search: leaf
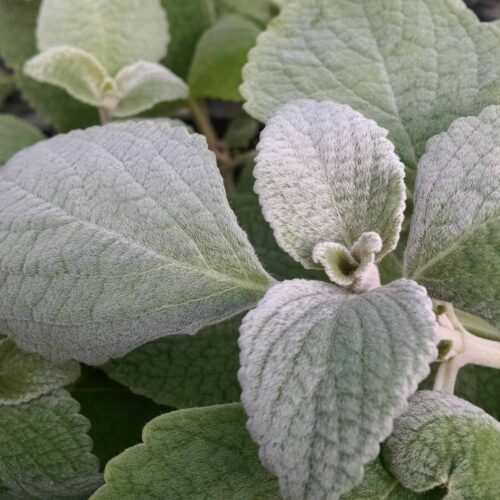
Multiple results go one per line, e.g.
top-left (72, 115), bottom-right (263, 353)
top-left (71, 368), bottom-right (167, 469)
top-left (216, 0), bottom-right (275, 24)
top-left (223, 115), bottom-right (260, 150)
top-left (0, 120), bottom-right (273, 364)
top-left (104, 316), bottom-right (242, 409)
top-left (24, 46), bottom-right (110, 107)
top-left (114, 61), bottom-right (188, 118)
top-left (91, 404), bottom-right (280, 500)
top-left (255, 99), bottom-right (405, 269)
top-left (0, 114), bottom-right (44, 165)
top-left (37, 0), bottom-right (169, 75)
top-left (230, 192), bottom-right (326, 281)
top-left (188, 14), bottom-right (262, 101)
top-left (0, 337), bottom-right (79, 405)
top-left (241, 0), bottom-right (500, 169)
top-left (0, 72), bottom-right (14, 104)
top-left (382, 390), bottom-right (500, 498)
top-left (160, 0), bottom-right (214, 80)
top-left (0, 389), bottom-right (102, 498)
top-left (239, 278), bottom-right (437, 500)
top-left (0, 0), bottom-right (99, 131)
top-left (405, 105), bottom-right (500, 327)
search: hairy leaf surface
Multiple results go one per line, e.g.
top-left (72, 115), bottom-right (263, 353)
top-left (0, 114), bottom-right (44, 165)
top-left (239, 279), bottom-right (436, 499)
top-left (188, 14), bottom-right (261, 101)
top-left (92, 404), bottom-right (279, 499)
top-left (37, 0), bottom-right (169, 75)
top-left (406, 105), bottom-right (500, 327)
top-left (242, 0), bottom-right (500, 168)
top-left (383, 391), bottom-right (500, 498)
top-left (0, 121), bottom-right (273, 364)
top-left (255, 100), bottom-right (405, 268)
top-left (104, 316), bottom-right (242, 409)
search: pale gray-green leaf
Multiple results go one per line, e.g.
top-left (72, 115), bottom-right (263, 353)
top-left (255, 99), bottom-right (405, 268)
top-left (37, 0), bottom-right (169, 75)
top-left (242, 0), bottom-right (500, 169)
top-left (383, 390), bottom-right (500, 498)
top-left (0, 121), bottom-right (273, 364)
top-left (114, 61), bottom-right (188, 118)
top-left (91, 404), bottom-right (279, 500)
top-left (0, 389), bottom-right (102, 498)
top-left (0, 114), bottom-right (44, 165)
top-left (104, 315), bottom-right (242, 409)
top-left (24, 46), bottom-right (110, 107)
top-left (0, 337), bottom-right (79, 405)
top-left (405, 105), bottom-right (500, 327)
top-left (239, 279), bottom-right (437, 500)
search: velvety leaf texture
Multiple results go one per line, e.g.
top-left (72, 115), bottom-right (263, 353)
top-left (36, 0), bottom-right (169, 75)
top-left (0, 114), bottom-right (44, 165)
top-left (239, 279), bottom-right (437, 500)
top-left (188, 14), bottom-right (262, 101)
top-left (104, 316), bottom-right (242, 409)
top-left (92, 404), bottom-right (279, 500)
top-left (383, 391), bottom-right (500, 498)
top-left (255, 99), bottom-right (405, 268)
top-left (405, 105), bottom-right (500, 327)
top-left (0, 389), bottom-right (102, 498)
top-left (0, 337), bottom-right (79, 405)
top-left (242, 0), bottom-right (500, 169)
top-left (0, 121), bottom-right (273, 364)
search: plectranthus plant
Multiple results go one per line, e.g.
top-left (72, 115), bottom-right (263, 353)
top-left (23, 0), bottom-right (189, 122)
top-left (0, 0), bottom-right (499, 499)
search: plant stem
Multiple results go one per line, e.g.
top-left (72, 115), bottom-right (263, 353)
top-left (433, 302), bottom-right (500, 393)
top-left (98, 106), bottom-right (113, 125)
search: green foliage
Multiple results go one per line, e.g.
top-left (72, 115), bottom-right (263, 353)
top-left (406, 105), bottom-right (500, 328)
top-left (0, 114), bottom-right (44, 165)
top-left (188, 14), bottom-right (262, 101)
top-left (242, 0), bottom-right (500, 169)
top-left (383, 391), bottom-right (500, 498)
top-left (239, 279), bottom-right (436, 499)
top-left (0, 121), bottom-right (272, 364)
top-left (91, 404), bottom-right (280, 500)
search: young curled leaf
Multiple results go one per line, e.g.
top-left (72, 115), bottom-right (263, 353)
top-left (0, 121), bottom-right (273, 364)
top-left (255, 99), bottom-right (405, 269)
top-left (383, 391), bottom-right (500, 498)
top-left (239, 278), bottom-right (436, 500)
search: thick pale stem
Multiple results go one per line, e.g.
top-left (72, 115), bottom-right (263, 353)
top-left (433, 303), bottom-right (500, 393)
top-left (98, 106), bottom-right (113, 124)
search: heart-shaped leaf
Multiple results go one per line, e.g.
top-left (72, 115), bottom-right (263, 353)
top-left (0, 114), bottom-right (44, 165)
top-left (92, 404), bottom-right (279, 500)
top-left (0, 121), bottom-right (273, 364)
top-left (405, 105), bottom-right (500, 327)
top-left (242, 0), bottom-right (500, 169)
top-left (239, 279), bottom-right (436, 499)
top-left (255, 99), bottom-right (405, 269)
top-left (37, 0), bottom-right (169, 75)
top-left (383, 390), bottom-right (500, 498)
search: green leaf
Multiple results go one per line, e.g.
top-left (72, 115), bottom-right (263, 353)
top-left (382, 390), bottom-right (500, 498)
top-left (0, 389), bottom-right (102, 498)
top-left (188, 14), bottom-right (261, 101)
top-left (241, 0), bottom-right (500, 169)
top-left (160, 0), bottom-right (213, 79)
top-left (0, 0), bottom-right (99, 131)
top-left (104, 316), bottom-right (242, 408)
top-left (405, 105), bottom-right (500, 327)
top-left (0, 337), bottom-right (79, 405)
top-left (92, 404), bottom-right (279, 500)
top-left (255, 99), bottom-right (405, 269)
top-left (37, 0), bottom-right (169, 75)
top-left (0, 121), bottom-right (273, 364)
top-left (0, 72), bottom-right (14, 104)
top-left (0, 114), bottom-right (44, 165)
top-left (231, 192), bottom-right (326, 281)
top-left (223, 115), bottom-right (260, 150)
top-left (239, 278), bottom-right (436, 500)
top-left (216, 0), bottom-right (275, 24)
top-left (24, 46), bottom-right (110, 107)
top-left (71, 368), bottom-right (167, 469)
top-left (114, 61), bottom-right (188, 118)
